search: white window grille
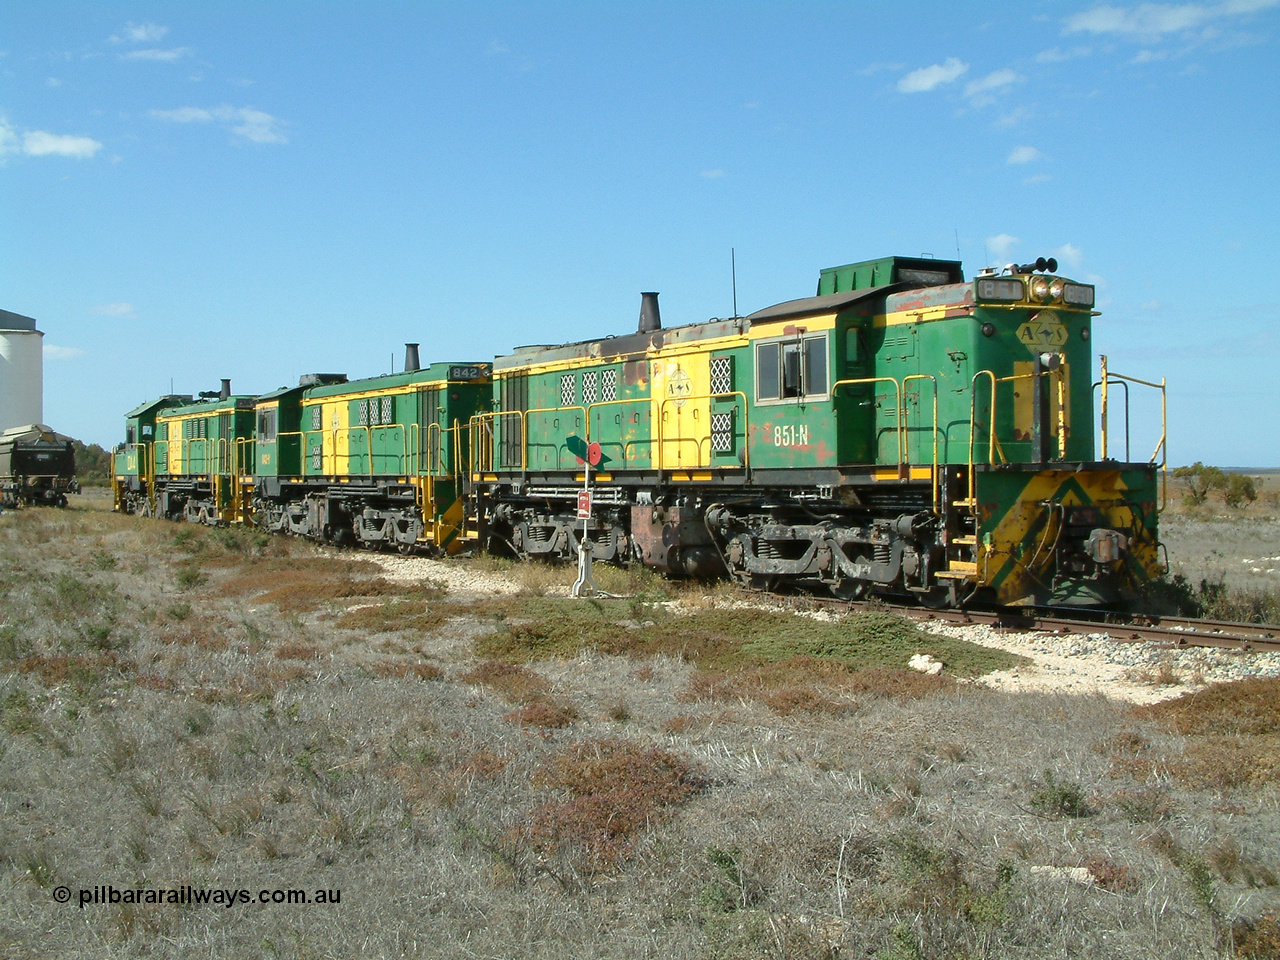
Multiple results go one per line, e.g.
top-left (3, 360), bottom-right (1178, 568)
top-left (582, 371), bottom-right (598, 406)
top-left (560, 374), bottom-right (576, 407)
top-left (602, 369), bottom-right (618, 402)
top-left (711, 411), bottom-right (735, 453)
top-left (710, 356), bottom-right (733, 395)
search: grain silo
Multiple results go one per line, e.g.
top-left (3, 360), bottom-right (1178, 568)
top-left (0, 310), bottom-right (44, 432)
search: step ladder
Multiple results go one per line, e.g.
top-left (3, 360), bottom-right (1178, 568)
top-left (936, 497), bottom-right (979, 581)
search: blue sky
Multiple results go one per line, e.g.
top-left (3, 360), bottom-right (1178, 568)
top-left (3, 1), bottom-right (1278, 465)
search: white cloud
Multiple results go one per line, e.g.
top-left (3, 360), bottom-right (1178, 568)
top-left (149, 105), bottom-right (288, 144)
top-left (1023, 173), bottom-right (1053, 184)
top-left (43, 344), bottom-right (85, 361)
top-left (987, 234), bottom-right (1020, 261)
top-left (0, 120), bottom-right (18, 155)
top-left (701, 169), bottom-right (724, 179)
top-left (1064, 1), bottom-right (1279, 40)
top-left (1132, 48), bottom-right (1172, 61)
top-left (897, 58), bottom-right (969, 93)
top-left (111, 22), bottom-right (169, 44)
top-left (1054, 243), bottom-right (1085, 269)
top-left (1007, 145), bottom-right (1043, 164)
top-left (230, 108), bottom-right (286, 144)
top-left (149, 107), bottom-right (213, 123)
top-left (1037, 45), bottom-right (1093, 61)
top-left (2, 120), bottom-right (102, 159)
top-left (94, 303), bottom-right (136, 317)
top-left (123, 47), bottom-right (193, 62)
top-left (965, 69), bottom-right (1020, 100)
top-left (995, 106), bottom-right (1034, 129)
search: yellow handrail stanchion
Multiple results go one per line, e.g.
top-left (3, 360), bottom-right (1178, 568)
top-left (832, 377), bottom-right (904, 475)
top-left (653, 391), bottom-right (748, 472)
top-left (1097, 359), bottom-right (1168, 511)
top-left (903, 374), bottom-right (939, 512)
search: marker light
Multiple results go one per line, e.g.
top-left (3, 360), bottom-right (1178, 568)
top-left (1063, 283), bottom-right (1095, 307)
top-left (976, 278), bottom-right (1024, 301)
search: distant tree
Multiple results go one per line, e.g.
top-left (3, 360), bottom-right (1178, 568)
top-left (72, 440), bottom-right (113, 485)
top-left (1172, 462), bottom-right (1226, 506)
top-left (1222, 474), bottom-right (1258, 509)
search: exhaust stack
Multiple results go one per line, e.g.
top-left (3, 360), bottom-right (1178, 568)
top-left (638, 292), bottom-right (661, 333)
top-left (404, 343), bottom-right (420, 373)
top-left (220, 379), bottom-right (231, 401)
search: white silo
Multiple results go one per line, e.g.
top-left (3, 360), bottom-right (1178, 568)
top-left (0, 310), bottom-right (44, 432)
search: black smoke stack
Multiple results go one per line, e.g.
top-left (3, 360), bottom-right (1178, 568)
top-left (638, 292), bottom-right (661, 333)
top-left (404, 343), bottom-right (420, 373)
top-left (220, 379), bottom-right (231, 400)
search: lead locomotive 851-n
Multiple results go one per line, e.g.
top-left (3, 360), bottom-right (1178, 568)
top-left (114, 254), bottom-right (1167, 609)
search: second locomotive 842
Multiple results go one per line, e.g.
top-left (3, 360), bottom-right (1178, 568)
top-left (114, 254), bottom-right (1167, 609)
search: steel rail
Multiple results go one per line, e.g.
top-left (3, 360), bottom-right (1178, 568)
top-left (812, 597), bottom-right (1280, 653)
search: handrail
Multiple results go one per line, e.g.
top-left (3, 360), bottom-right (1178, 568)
top-left (411, 421), bottom-right (449, 477)
top-left (1096, 354), bottom-right (1168, 511)
top-left (472, 406), bottom-right (587, 474)
top-left (583, 397), bottom-right (658, 468)
top-left (655, 391), bottom-right (748, 472)
top-left (471, 410), bottom-right (524, 473)
top-left (831, 377), bottom-right (904, 474)
top-left (966, 368), bottom-right (1057, 501)
top-left (902, 374), bottom-right (939, 511)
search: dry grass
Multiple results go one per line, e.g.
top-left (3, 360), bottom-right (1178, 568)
top-left (3, 498), bottom-right (1280, 959)
top-left (215, 560), bottom-right (440, 613)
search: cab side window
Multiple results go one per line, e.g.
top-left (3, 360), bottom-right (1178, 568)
top-left (755, 334), bottom-right (828, 403)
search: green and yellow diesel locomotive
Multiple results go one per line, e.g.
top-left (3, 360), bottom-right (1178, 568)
top-left (114, 253), bottom-right (1167, 608)
top-left (471, 255), bottom-right (1166, 607)
top-left (114, 359), bottom-right (492, 555)
top-left (114, 382), bottom-right (256, 522)
top-left (249, 358), bottom-right (491, 552)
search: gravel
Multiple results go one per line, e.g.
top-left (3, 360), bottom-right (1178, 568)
top-left (368, 552), bottom-right (1280, 705)
top-left (924, 620), bottom-right (1280, 704)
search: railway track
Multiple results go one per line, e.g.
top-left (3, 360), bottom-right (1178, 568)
top-left (832, 600), bottom-right (1280, 653)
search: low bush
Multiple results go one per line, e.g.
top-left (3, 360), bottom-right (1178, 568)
top-left (526, 738), bottom-right (703, 869)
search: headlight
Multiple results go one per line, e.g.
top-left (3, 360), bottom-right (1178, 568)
top-left (976, 278), bottom-right (1024, 301)
top-left (1063, 283), bottom-right (1094, 307)
top-left (1031, 278), bottom-right (1050, 300)
top-left (1049, 279), bottom-right (1064, 300)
